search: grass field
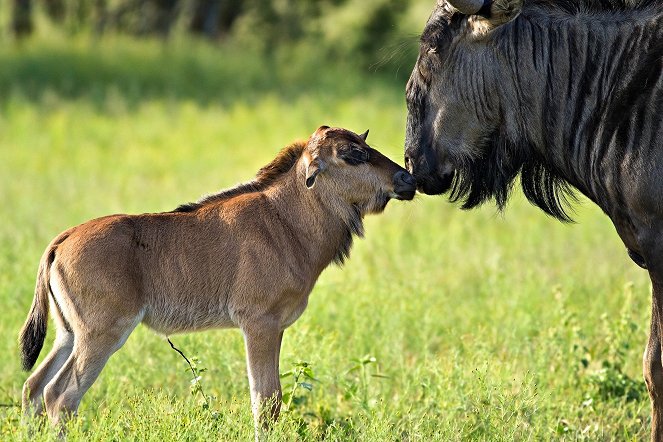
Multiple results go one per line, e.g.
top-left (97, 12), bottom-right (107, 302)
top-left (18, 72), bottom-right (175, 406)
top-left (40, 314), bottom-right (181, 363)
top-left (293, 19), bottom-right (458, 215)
top-left (0, 36), bottom-right (653, 441)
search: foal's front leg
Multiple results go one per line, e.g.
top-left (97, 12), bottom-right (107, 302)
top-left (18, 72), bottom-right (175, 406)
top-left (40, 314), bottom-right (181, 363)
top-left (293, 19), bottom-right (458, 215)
top-left (242, 322), bottom-right (284, 434)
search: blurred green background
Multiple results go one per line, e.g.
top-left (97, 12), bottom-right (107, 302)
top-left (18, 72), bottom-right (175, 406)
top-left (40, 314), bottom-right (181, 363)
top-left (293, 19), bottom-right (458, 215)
top-left (0, 1), bottom-right (653, 440)
top-left (4, 0), bottom-right (431, 79)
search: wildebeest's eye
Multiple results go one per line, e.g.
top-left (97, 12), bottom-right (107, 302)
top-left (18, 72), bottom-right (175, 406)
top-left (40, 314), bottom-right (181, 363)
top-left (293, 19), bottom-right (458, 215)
top-left (417, 56), bottom-right (432, 81)
top-left (338, 144), bottom-right (370, 165)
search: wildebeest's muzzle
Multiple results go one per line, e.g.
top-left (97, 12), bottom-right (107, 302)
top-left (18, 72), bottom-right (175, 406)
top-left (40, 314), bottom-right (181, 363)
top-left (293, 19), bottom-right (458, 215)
top-left (405, 147), bottom-right (455, 196)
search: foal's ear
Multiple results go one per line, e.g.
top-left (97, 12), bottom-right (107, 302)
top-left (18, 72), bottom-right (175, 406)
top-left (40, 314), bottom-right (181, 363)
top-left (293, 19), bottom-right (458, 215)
top-left (359, 130), bottom-right (369, 141)
top-left (305, 158), bottom-right (326, 189)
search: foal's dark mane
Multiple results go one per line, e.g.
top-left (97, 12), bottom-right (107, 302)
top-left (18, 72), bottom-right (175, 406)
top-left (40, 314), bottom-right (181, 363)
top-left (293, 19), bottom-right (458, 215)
top-left (173, 136), bottom-right (362, 266)
top-left (173, 141), bottom-right (305, 212)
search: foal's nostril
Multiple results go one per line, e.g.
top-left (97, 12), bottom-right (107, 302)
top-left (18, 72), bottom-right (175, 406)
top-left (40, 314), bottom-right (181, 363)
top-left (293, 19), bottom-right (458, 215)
top-left (394, 170), bottom-right (416, 187)
top-left (392, 170), bottom-right (417, 200)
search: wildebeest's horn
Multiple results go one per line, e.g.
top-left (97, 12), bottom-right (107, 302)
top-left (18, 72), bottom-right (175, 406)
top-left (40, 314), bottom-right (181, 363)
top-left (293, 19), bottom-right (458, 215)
top-left (447, 0), bottom-right (487, 14)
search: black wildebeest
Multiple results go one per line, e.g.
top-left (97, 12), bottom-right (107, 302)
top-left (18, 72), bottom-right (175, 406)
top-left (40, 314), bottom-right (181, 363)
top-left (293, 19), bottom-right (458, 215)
top-left (404, 0), bottom-right (663, 439)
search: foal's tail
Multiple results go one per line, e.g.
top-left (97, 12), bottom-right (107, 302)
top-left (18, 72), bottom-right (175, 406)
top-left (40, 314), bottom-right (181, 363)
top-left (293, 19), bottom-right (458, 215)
top-left (19, 231), bottom-right (69, 371)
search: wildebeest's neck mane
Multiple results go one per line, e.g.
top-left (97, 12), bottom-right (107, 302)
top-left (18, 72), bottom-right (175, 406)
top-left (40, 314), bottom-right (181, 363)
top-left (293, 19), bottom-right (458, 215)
top-left (449, 131), bottom-right (577, 221)
top-left (456, 0), bottom-right (662, 221)
top-left (173, 141), bottom-right (305, 212)
top-left (524, 0), bottom-right (661, 14)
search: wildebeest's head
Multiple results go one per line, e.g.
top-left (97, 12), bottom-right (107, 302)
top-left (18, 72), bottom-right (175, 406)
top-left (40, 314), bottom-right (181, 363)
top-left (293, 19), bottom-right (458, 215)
top-left (304, 126), bottom-right (416, 214)
top-left (404, 0), bottom-right (523, 197)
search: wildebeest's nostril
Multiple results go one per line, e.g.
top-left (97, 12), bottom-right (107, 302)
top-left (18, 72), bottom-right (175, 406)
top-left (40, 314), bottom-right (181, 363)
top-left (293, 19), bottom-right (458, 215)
top-left (404, 173), bottom-right (416, 186)
top-left (404, 155), bottom-right (412, 172)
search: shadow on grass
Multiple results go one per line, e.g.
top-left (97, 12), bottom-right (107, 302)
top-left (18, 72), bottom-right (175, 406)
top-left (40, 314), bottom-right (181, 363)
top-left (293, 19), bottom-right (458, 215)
top-left (0, 37), bottom-right (411, 110)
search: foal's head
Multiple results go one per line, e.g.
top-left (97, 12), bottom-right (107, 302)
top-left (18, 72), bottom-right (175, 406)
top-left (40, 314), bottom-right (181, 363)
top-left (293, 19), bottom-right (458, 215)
top-left (303, 126), bottom-right (416, 214)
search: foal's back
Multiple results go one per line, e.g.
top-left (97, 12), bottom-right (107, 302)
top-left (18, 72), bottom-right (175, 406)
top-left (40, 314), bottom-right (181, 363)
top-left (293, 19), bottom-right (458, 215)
top-left (52, 189), bottom-right (303, 335)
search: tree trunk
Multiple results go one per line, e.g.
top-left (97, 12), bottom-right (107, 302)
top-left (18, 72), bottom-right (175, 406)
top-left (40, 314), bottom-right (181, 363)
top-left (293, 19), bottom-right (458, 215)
top-left (12, 0), bottom-right (33, 38)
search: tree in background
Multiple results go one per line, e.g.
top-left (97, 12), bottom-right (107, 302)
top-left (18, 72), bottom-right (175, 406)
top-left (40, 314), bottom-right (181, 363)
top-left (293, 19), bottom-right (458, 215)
top-left (8, 0), bottom-right (415, 71)
top-left (189, 0), bottom-right (243, 39)
top-left (12, 0), bottom-right (33, 38)
top-left (44, 0), bottom-right (65, 22)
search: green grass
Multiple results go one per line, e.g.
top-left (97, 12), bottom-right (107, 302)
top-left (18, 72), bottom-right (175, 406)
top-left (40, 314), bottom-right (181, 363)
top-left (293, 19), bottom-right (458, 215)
top-left (0, 36), bottom-right (652, 441)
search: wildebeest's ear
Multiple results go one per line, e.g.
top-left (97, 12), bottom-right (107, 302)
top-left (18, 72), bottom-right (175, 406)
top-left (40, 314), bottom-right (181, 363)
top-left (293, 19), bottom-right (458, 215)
top-left (359, 130), bottom-right (369, 141)
top-left (305, 158), bottom-right (325, 189)
top-left (487, 0), bottom-right (522, 24)
top-left (469, 0), bottom-right (522, 30)
top-left (446, 0), bottom-right (484, 15)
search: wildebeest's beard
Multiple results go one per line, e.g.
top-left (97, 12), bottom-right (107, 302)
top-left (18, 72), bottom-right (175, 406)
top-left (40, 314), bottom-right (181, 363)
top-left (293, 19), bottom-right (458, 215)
top-left (447, 131), bottom-right (576, 222)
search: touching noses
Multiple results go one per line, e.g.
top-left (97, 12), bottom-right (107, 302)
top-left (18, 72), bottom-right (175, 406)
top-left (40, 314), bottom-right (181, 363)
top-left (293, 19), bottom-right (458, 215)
top-left (394, 169), bottom-right (416, 187)
top-left (392, 169), bottom-right (417, 200)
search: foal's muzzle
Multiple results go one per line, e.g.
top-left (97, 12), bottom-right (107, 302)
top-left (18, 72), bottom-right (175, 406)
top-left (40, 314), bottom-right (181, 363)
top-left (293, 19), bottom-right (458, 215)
top-left (392, 170), bottom-right (417, 200)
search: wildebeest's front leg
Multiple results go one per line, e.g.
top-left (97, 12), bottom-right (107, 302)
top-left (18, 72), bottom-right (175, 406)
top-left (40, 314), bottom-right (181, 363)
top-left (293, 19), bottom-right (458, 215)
top-left (242, 323), bottom-right (283, 435)
top-left (639, 223), bottom-right (663, 441)
top-left (645, 278), bottom-right (663, 442)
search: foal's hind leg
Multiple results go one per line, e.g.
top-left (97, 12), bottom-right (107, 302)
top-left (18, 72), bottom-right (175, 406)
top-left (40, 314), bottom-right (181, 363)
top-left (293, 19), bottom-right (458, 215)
top-left (22, 295), bottom-right (75, 419)
top-left (43, 322), bottom-right (139, 426)
top-left (22, 329), bottom-right (74, 417)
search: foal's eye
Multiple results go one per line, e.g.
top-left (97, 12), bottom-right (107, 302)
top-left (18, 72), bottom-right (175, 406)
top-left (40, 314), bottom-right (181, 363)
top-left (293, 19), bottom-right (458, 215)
top-left (339, 144), bottom-right (370, 165)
